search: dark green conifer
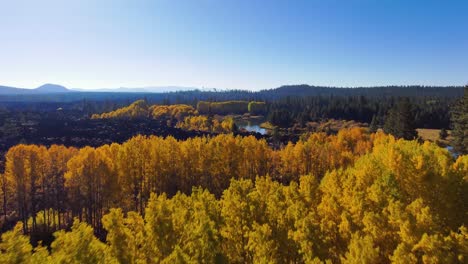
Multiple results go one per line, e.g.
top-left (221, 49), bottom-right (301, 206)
top-left (383, 98), bottom-right (418, 140)
top-left (450, 86), bottom-right (468, 154)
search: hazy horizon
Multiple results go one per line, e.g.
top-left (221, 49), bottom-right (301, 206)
top-left (2, 82), bottom-right (466, 93)
top-left (1, 0), bottom-right (467, 90)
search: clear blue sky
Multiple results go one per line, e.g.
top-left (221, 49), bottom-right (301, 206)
top-left (1, 0), bottom-right (467, 90)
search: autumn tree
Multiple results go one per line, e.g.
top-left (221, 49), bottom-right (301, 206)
top-left (50, 220), bottom-right (116, 263)
top-left (4, 145), bottom-right (48, 233)
top-left (0, 130), bottom-right (466, 263)
top-left (65, 147), bottom-right (118, 230)
top-left (92, 100), bottom-right (150, 119)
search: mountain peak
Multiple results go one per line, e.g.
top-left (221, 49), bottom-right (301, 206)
top-left (36, 83), bottom-right (69, 93)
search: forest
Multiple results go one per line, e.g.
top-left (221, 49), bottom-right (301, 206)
top-left (0, 130), bottom-right (467, 263)
top-left (0, 85), bottom-right (463, 130)
top-left (0, 86), bottom-right (466, 263)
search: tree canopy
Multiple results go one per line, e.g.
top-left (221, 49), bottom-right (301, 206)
top-left (0, 85), bottom-right (466, 263)
top-left (0, 131), bottom-right (466, 263)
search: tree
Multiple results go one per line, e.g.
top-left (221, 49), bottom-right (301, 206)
top-left (0, 223), bottom-right (33, 263)
top-left (439, 128), bottom-right (448, 140)
top-left (247, 223), bottom-right (278, 263)
top-left (269, 109), bottom-right (292, 128)
top-left (92, 100), bottom-right (149, 119)
top-left (51, 220), bottom-right (116, 264)
top-left (220, 179), bottom-right (257, 263)
top-left (341, 233), bottom-right (380, 264)
top-left (0, 130), bottom-right (466, 263)
top-left (102, 209), bottom-right (146, 264)
top-left (4, 145), bottom-right (48, 233)
top-left (383, 98), bottom-right (418, 140)
top-left (369, 115), bottom-right (379, 133)
top-left (451, 86), bottom-right (468, 154)
top-left (248, 101), bottom-right (267, 115)
top-left (270, 126), bottom-right (283, 150)
top-left (65, 147), bottom-right (118, 230)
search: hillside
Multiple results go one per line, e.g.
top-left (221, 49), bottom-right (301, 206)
top-left (0, 83), bottom-right (71, 94)
top-left (35, 83), bottom-right (69, 93)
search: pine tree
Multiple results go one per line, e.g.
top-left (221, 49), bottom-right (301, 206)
top-left (450, 86), bottom-right (468, 154)
top-left (369, 115), bottom-right (379, 133)
top-left (383, 98), bottom-right (418, 140)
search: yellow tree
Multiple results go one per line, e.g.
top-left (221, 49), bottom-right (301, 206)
top-left (220, 179), bottom-right (258, 263)
top-left (0, 223), bottom-right (33, 263)
top-left (51, 219), bottom-right (116, 264)
top-left (65, 147), bottom-right (118, 230)
top-left (47, 145), bottom-right (78, 230)
top-left (4, 145), bottom-right (48, 233)
top-left (102, 208), bottom-right (146, 264)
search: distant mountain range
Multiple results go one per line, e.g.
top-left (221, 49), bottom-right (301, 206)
top-left (72, 86), bottom-right (205, 93)
top-left (0, 83), bottom-right (464, 98)
top-left (0, 83), bottom-right (72, 94)
top-left (0, 84), bottom-right (212, 94)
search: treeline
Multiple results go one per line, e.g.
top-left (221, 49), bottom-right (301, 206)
top-left (1, 133), bottom-right (466, 263)
top-left (91, 96), bottom-right (459, 130)
top-left (91, 100), bottom-right (243, 133)
top-left (258, 84), bottom-right (464, 98)
top-left (177, 116), bottom-right (237, 133)
top-left (0, 85), bottom-right (463, 104)
top-left (91, 100), bottom-right (198, 122)
top-left (197, 101), bottom-right (267, 115)
top-left (266, 95), bottom-right (456, 129)
top-left (0, 113), bottom-right (216, 162)
top-left (1, 129), bottom-right (372, 234)
top-left (92, 100), bottom-right (268, 119)
top-left (2, 85), bottom-right (463, 130)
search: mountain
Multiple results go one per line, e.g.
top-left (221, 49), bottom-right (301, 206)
top-left (0, 83), bottom-right (218, 95)
top-left (0, 83), bottom-right (463, 98)
top-left (35, 83), bottom-right (70, 93)
top-left (72, 86), bottom-right (203, 93)
top-left (0, 83), bottom-right (72, 94)
top-left (0, 85), bottom-right (31, 94)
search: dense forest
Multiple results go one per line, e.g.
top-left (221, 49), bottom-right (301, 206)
top-left (0, 85), bottom-right (463, 103)
top-left (0, 130), bottom-right (466, 263)
top-left (1, 85), bottom-right (461, 131)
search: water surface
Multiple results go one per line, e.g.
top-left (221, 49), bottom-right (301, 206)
top-left (235, 119), bottom-right (267, 135)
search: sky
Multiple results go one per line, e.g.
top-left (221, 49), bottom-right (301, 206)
top-left (1, 0), bottom-right (467, 90)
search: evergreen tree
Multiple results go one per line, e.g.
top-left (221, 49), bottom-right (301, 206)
top-left (450, 86), bottom-right (468, 154)
top-left (383, 98), bottom-right (418, 140)
top-left (369, 115), bottom-right (379, 133)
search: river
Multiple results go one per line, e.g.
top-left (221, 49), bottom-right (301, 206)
top-left (235, 119), bottom-right (268, 135)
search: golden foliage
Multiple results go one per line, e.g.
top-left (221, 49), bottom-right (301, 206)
top-left (1, 129), bottom-right (466, 263)
top-left (149, 104), bottom-right (197, 121)
top-left (91, 100), bottom-right (197, 121)
top-left (91, 100), bottom-right (150, 119)
top-left (177, 116), bottom-right (236, 133)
